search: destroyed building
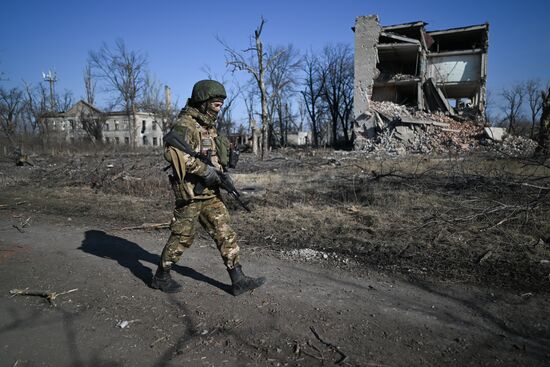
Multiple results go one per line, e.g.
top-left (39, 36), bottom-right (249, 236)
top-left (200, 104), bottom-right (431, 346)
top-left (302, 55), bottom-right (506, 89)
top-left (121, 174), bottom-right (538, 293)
top-left (354, 16), bottom-right (488, 119)
top-left (353, 15), bottom-right (494, 154)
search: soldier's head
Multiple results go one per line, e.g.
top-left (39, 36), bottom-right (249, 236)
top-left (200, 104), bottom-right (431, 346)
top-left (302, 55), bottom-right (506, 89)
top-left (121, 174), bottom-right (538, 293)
top-left (189, 80), bottom-right (226, 116)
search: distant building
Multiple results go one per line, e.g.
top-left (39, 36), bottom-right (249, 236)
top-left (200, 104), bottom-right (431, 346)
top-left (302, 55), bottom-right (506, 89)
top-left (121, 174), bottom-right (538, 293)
top-left (44, 100), bottom-right (164, 147)
top-left (287, 131), bottom-right (311, 146)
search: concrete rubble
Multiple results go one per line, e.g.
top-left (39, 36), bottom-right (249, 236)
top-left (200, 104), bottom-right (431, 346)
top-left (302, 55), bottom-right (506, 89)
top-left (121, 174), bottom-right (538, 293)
top-left (353, 100), bottom-right (537, 156)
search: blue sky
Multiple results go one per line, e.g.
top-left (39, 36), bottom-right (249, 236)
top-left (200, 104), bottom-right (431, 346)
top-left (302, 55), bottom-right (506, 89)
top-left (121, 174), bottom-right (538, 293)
top-left (1, 0), bottom-right (549, 123)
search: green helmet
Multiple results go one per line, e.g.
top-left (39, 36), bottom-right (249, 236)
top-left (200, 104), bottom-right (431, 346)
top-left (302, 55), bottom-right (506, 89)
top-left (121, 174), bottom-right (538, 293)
top-left (190, 80), bottom-right (227, 105)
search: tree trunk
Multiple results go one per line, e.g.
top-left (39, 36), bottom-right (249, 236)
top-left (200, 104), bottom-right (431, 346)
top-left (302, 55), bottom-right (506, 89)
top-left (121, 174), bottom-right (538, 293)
top-left (536, 89), bottom-right (550, 155)
top-left (278, 100), bottom-right (284, 147)
top-left (255, 21), bottom-right (269, 159)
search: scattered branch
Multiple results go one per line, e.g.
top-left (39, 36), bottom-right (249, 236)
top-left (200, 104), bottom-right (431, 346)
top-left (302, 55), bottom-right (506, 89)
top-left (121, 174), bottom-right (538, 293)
top-left (9, 288), bottom-right (78, 307)
top-left (12, 217), bottom-right (31, 233)
top-left (150, 335), bottom-right (168, 347)
top-left (116, 222), bottom-right (170, 231)
top-left (310, 326), bottom-right (348, 365)
top-left (0, 201), bottom-right (27, 210)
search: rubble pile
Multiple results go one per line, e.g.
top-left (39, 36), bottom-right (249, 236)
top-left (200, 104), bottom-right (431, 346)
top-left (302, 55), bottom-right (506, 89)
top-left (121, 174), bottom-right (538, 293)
top-left (370, 101), bottom-right (415, 119)
top-left (485, 134), bottom-right (539, 157)
top-left (375, 72), bottom-right (417, 83)
top-left (354, 101), bottom-right (539, 156)
top-left (354, 101), bottom-right (487, 154)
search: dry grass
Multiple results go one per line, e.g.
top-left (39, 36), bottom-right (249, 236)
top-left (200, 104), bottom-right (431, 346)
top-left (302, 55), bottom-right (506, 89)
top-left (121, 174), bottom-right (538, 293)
top-left (1, 149), bottom-right (549, 290)
top-left (232, 152), bottom-right (550, 290)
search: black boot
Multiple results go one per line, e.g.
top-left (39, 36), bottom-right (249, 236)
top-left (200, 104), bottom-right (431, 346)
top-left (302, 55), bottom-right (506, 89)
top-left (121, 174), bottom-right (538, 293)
top-left (227, 264), bottom-right (266, 296)
top-left (150, 266), bottom-right (182, 293)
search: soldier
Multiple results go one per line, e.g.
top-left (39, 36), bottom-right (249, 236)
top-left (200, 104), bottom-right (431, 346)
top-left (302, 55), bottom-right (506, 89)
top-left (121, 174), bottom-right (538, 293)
top-left (151, 80), bottom-right (266, 296)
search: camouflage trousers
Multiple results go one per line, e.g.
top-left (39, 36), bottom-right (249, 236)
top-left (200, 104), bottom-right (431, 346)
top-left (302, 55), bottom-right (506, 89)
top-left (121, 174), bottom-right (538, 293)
top-left (160, 196), bottom-right (240, 270)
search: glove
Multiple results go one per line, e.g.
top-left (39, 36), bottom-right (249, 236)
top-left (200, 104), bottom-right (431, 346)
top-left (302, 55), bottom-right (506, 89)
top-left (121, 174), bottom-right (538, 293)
top-left (202, 165), bottom-right (221, 187)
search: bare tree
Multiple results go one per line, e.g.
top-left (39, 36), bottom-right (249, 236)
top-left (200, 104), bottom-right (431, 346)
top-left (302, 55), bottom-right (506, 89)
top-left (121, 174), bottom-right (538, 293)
top-left (318, 44), bottom-right (354, 147)
top-left (301, 51), bottom-right (326, 147)
top-left (88, 39), bottom-right (147, 148)
top-left (242, 84), bottom-right (257, 125)
top-left (241, 85), bottom-right (261, 154)
top-left (56, 89), bottom-right (74, 112)
top-left (484, 89), bottom-right (497, 124)
top-left (500, 82), bottom-right (526, 135)
top-left (22, 82), bottom-right (49, 135)
top-left (137, 73), bottom-right (177, 133)
top-left (218, 89), bottom-right (239, 135)
top-left (220, 17), bottom-right (283, 159)
top-left (139, 73), bottom-right (163, 113)
top-left (0, 87), bottom-right (25, 145)
top-left (536, 88), bottom-right (550, 155)
top-left (525, 79), bottom-right (543, 138)
top-left (339, 62), bottom-right (354, 145)
top-left (84, 63), bottom-right (96, 106)
top-left (265, 44), bottom-right (301, 147)
top-left (79, 109), bottom-right (106, 144)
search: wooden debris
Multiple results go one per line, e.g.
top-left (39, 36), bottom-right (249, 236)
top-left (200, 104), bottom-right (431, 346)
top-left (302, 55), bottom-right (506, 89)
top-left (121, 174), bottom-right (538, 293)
top-left (12, 217), bottom-right (31, 233)
top-left (116, 222), bottom-right (170, 231)
top-left (150, 336), bottom-right (168, 348)
top-left (9, 288), bottom-right (78, 307)
top-left (310, 326), bottom-right (348, 365)
top-left (0, 201), bottom-right (27, 210)
top-left (477, 250), bottom-right (493, 264)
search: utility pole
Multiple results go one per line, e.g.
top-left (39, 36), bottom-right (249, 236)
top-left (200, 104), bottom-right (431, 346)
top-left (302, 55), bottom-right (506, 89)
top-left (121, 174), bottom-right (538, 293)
top-left (42, 70), bottom-right (57, 112)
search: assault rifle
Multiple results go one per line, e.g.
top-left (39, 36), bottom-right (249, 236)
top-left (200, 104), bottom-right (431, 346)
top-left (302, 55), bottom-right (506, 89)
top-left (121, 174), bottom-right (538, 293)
top-left (164, 130), bottom-right (251, 212)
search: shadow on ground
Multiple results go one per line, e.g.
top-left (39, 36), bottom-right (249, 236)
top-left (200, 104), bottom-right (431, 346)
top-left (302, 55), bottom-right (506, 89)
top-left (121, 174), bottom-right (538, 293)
top-left (78, 230), bottom-right (231, 294)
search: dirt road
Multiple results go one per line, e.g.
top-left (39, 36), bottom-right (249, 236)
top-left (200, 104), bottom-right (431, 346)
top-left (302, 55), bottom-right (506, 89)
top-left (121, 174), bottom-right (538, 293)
top-left (1, 213), bottom-right (549, 367)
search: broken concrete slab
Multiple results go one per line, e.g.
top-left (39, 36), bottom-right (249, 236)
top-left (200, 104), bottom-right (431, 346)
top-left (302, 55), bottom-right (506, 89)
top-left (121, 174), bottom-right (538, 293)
top-left (354, 112), bottom-right (377, 139)
top-left (484, 127), bottom-right (506, 141)
top-left (380, 31), bottom-right (421, 44)
top-left (424, 78), bottom-right (456, 116)
top-left (399, 116), bottom-right (450, 128)
top-left (394, 125), bottom-right (415, 143)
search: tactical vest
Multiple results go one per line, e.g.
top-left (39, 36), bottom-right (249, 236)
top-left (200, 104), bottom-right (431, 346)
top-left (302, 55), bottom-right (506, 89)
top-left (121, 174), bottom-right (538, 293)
top-left (164, 107), bottom-right (229, 202)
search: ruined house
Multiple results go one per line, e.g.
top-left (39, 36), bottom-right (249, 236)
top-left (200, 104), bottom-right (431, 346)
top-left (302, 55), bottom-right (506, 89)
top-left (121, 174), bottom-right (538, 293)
top-left (44, 100), bottom-right (164, 147)
top-left (353, 15), bottom-right (489, 143)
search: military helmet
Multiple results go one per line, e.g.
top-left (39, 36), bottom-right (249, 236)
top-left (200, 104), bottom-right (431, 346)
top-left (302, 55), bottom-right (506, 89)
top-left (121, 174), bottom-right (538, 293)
top-left (190, 80), bottom-right (227, 105)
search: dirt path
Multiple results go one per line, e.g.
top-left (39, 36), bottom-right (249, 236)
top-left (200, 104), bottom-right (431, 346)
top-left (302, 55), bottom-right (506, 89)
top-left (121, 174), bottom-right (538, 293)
top-left (1, 213), bottom-right (549, 367)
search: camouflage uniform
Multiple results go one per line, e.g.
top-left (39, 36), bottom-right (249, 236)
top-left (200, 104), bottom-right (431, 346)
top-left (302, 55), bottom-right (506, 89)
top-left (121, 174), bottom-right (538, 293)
top-left (152, 79), bottom-right (265, 295)
top-left (161, 105), bottom-right (240, 270)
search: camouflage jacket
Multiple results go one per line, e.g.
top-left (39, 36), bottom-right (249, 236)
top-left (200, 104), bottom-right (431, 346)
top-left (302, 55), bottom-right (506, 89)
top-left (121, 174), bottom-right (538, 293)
top-left (165, 106), bottom-right (229, 202)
